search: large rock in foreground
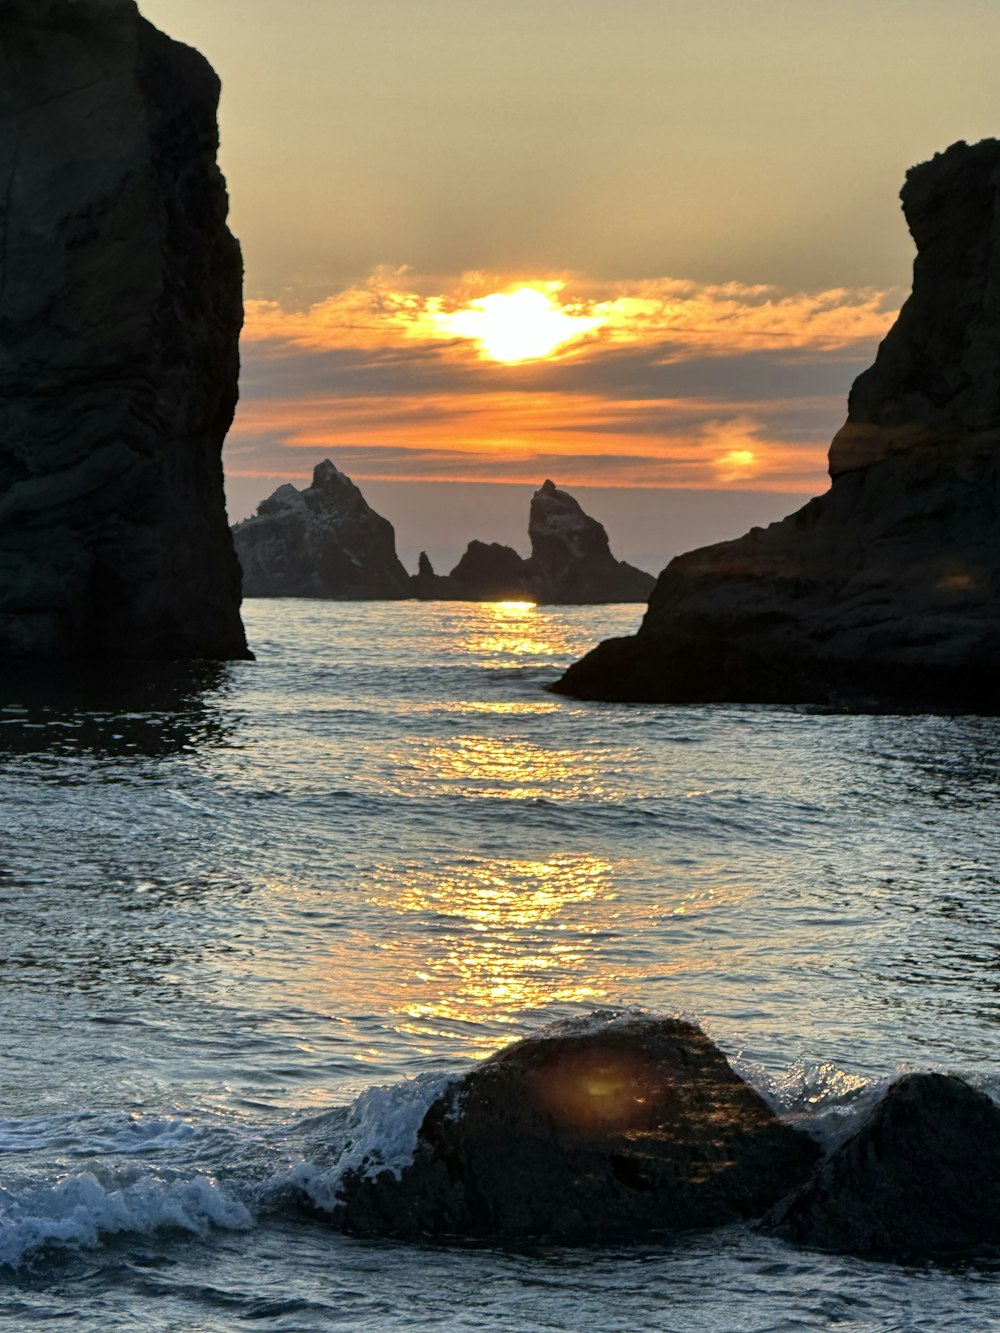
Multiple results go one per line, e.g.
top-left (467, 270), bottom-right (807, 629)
top-left (0, 0), bottom-right (249, 659)
top-left (770, 1073), bottom-right (1000, 1262)
top-left (556, 140), bottom-right (1000, 710)
top-left (330, 1017), bottom-right (820, 1243)
top-left (233, 460), bottom-right (411, 599)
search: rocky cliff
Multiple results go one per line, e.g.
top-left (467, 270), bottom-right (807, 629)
top-left (233, 460), bottom-right (411, 599)
top-left (413, 480), bottom-right (655, 603)
top-left (0, 0), bottom-right (249, 659)
top-left (527, 479), bottom-right (656, 603)
top-left (556, 140), bottom-right (1000, 710)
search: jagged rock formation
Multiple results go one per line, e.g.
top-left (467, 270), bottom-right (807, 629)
top-left (769, 1073), bottom-right (1000, 1262)
top-left (528, 479), bottom-right (655, 602)
top-left (409, 551), bottom-right (451, 599)
top-left (0, 0), bottom-right (249, 659)
top-left (556, 139), bottom-right (1000, 710)
top-left (412, 481), bottom-right (655, 604)
top-left (233, 460), bottom-right (411, 599)
top-left (328, 1017), bottom-right (820, 1243)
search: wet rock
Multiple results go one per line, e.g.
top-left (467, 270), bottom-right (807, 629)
top-left (769, 1073), bottom-right (1000, 1262)
top-left (527, 480), bottom-right (656, 604)
top-left (0, 0), bottom-right (249, 659)
top-left (555, 140), bottom-right (1000, 709)
top-left (233, 460), bottom-right (411, 599)
top-left (330, 1017), bottom-right (820, 1243)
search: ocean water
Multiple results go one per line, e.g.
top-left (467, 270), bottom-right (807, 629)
top-left (2, 599), bottom-right (1000, 1331)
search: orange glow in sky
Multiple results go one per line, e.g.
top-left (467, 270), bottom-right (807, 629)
top-left (431, 286), bottom-right (604, 362)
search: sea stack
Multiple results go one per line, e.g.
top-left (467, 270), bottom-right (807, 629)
top-left (527, 480), bottom-right (656, 603)
top-left (556, 140), bottom-right (1000, 710)
top-left (0, 0), bottom-right (249, 659)
top-left (412, 480), bottom-right (655, 603)
top-left (233, 460), bottom-right (411, 598)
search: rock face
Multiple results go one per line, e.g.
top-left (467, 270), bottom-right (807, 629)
top-left (233, 460), bottom-right (411, 599)
top-left (556, 140), bottom-right (1000, 710)
top-left (445, 540), bottom-right (533, 601)
top-left (412, 481), bottom-right (655, 604)
top-left (770, 1073), bottom-right (1000, 1262)
top-left (0, 0), bottom-right (249, 659)
top-left (330, 1017), bottom-right (820, 1243)
top-left (528, 480), bottom-right (656, 603)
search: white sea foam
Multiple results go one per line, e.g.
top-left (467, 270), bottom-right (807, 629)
top-left (280, 1071), bottom-right (457, 1213)
top-left (0, 1168), bottom-right (254, 1269)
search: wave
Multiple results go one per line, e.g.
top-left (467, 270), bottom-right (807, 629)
top-left (0, 1167), bottom-right (253, 1269)
top-left (3, 1011), bottom-right (998, 1271)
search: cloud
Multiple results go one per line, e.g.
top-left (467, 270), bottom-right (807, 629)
top-left (227, 267), bottom-right (898, 499)
top-left (243, 268), bottom-right (898, 361)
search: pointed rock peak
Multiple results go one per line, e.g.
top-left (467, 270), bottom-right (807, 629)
top-left (417, 551), bottom-right (435, 576)
top-left (311, 458), bottom-right (349, 489)
top-left (534, 479), bottom-right (583, 512)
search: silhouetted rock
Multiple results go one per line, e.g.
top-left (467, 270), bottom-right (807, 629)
top-left (556, 140), bottom-right (1000, 710)
top-left (769, 1073), bottom-right (1000, 1262)
top-left (329, 1017), bottom-right (820, 1243)
top-left (410, 482), bottom-right (654, 603)
top-left (448, 540), bottom-right (533, 601)
top-left (0, 0), bottom-right (249, 660)
top-left (409, 551), bottom-right (451, 599)
top-left (233, 460), bottom-right (411, 599)
top-left (527, 480), bottom-right (656, 603)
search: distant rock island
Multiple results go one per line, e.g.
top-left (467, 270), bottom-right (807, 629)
top-left (0, 0), bottom-right (249, 660)
top-left (415, 480), bottom-right (655, 604)
top-left (556, 139), bottom-right (1000, 710)
top-left (233, 460), bottom-right (411, 599)
top-left (236, 471), bottom-right (655, 604)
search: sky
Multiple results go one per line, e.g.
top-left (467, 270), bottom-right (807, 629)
top-left (143, 0), bottom-right (1000, 572)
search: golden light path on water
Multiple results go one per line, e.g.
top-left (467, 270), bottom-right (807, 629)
top-left (249, 601), bottom-right (755, 1071)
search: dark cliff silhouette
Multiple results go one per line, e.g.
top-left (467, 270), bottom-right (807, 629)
top-left (0, 0), bottom-right (249, 659)
top-left (556, 140), bottom-right (1000, 710)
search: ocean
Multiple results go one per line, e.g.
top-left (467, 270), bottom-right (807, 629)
top-left (1, 599), bottom-right (999, 1330)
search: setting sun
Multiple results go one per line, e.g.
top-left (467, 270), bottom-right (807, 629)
top-left (435, 286), bottom-right (603, 363)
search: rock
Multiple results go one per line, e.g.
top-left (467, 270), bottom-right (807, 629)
top-left (527, 480), bottom-right (656, 604)
top-left (555, 140), bottom-right (1000, 710)
top-left (329, 1017), bottom-right (820, 1243)
top-left (410, 481), bottom-right (655, 604)
top-left (0, 0), bottom-right (249, 659)
top-left (409, 551), bottom-right (451, 599)
top-left (769, 1073), bottom-right (1000, 1262)
top-left (445, 539), bottom-right (533, 601)
top-left (233, 460), bottom-right (411, 599)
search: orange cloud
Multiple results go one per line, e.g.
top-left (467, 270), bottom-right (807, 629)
top-left (243, 268), bottom-right (898, 362)
top-left (228, 390), bottom-right (836, 492)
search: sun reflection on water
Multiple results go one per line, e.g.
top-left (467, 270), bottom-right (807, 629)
top-left (397, 733), bottom-right (613, 801)
top-left (460, 600), bottom-right (585, 666)
top-left (357, 853), bottom-right (641, 1037)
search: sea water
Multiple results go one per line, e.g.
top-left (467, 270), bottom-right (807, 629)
top-left (1, 600), bottom-right (999, 1330)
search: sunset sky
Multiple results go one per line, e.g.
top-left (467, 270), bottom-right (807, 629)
top-left (144, 0), bottom-right (1000, 571)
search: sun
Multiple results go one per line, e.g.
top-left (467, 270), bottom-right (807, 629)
top-left (436, 286), bottom-right (602, 363)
